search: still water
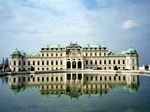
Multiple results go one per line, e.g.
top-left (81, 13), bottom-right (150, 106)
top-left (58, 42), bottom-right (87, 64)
top-left (0, 73), bottom-right (150, 112)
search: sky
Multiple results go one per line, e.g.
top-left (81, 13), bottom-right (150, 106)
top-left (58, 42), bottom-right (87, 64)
top-left (0, 0), bottom-right (150, 65)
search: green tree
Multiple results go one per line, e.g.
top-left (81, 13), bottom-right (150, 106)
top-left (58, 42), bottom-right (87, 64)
top-left (4, 58), bottom-right (9, 69)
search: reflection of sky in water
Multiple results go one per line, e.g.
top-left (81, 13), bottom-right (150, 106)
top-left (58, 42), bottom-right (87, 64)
top-left (0, 74), bottom-right (150, 112)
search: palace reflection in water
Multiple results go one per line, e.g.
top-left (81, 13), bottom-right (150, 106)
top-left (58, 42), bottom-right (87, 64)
top-left (7, 73), bottom-right (139, 98)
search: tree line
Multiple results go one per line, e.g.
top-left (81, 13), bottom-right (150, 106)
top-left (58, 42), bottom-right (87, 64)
top-left (0, 58), bottom-right (10, 72)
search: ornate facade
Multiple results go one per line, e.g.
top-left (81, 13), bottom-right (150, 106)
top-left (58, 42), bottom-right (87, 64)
top-left (9, 42), bottom-right (139, 72)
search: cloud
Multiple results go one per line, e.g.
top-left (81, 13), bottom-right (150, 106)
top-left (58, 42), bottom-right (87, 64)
top-left (0, 0), bottom-right (150, 64)
top-left (121, 20), bottom-right (139, 29)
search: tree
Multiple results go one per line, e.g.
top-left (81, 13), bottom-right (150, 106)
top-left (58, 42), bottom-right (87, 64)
top-left (4, 58), bottom-right (9, 69)
top-left (1, 58), bottom-right (5, 72)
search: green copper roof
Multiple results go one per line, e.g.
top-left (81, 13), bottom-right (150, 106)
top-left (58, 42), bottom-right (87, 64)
top-left (121, 48), bottom-right (137, 55)
top-left (127, 48), bottom-right (137, 54)
top-left (83, 44), bottom-right (101, 48)
top-left (66, 42), bottom-right (81, 49)
top-left (25, 52), bottom-right (40, 57)
top-left (12, 48), bottom-right (22, 55)
top-left (44, 44), bottom-right (65, 48)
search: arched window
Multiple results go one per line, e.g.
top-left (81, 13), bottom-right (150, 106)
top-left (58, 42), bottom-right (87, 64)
top-left (67, 61), bottom-right (71, 69)
top-left (78, 61), bottom-right (82, 69)
top-left (72, 61), bottom-right (76, 69)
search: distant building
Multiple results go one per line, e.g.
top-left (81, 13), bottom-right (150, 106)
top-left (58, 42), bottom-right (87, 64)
top-left (9, 42), bottom-right (139, 72)
top-left (139, 65), bottom-right (150, 71)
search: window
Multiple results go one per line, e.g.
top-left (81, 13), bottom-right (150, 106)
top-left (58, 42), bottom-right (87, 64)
top-left (14, 61), bottom-right (16, 65)
top-left (56, 77), bottom-right (58, 81)
top-left (13, 78), bottom-right (16, 83)
top-left (109, 76), bottom-right (111, 81)
top-left (114, 76), bottom-right (116, 81)
top-left (104, 60), bottom-right (106, 64)
top-left (95, 76), bottom-right (97, 81)
top-left (113, 60), bottom-right (116, 64)
top-left (90, 53), bottom-right (92, 56)
top-left (47, 77), bottom-right (49, 81)
top-left (56, 53), bottom-right (58, 56)
top-left (100, 76), bottom-right (102, 81)
top-left (86, 76), bottom-right (88, 81)
top-left (86, 60), bottom-right (88, 65)
top-left (99, 60), bottom-right (101, 64)
top-left (60, 53), bottom-right (62, 56)
top-left (86, 53), bottom-right (88, 56)
top-left (95, 53), bottom-right (97, 56)
top-left (91, 76), bottom-right (93, 81)
top-left (95, 60), bottom-right (97, 65)
top-left (109, 60), bottom-right (111, 64)
top-left (118, 76), bottom-right (121, 80)
top-left (33, 61), bottom-right (35, 65)
top-left (19, 61), bottom-right (21, 65)
top-left (47, 54), bottom-right (49, 57)
top-left (38, 61), bottom-right (40, 65)
top-left (105, 76), bottom-right (107, 81)
top-left (56, 61), bottom-right (58, 65)
top-left (42, 61), bottom-right (44, 65)
top-left (42, 77), bottom-right (44, 82)
top-left (47, 61), bottom-right (49, 65)
top-left (37, 77), bottom-right (40, 81)
top-left (33, 77), bottom-right (35, 82)
top-left (133, 66), bottom-right (135, 70)
top-left (18, 77), bottom-right (21, 82)
top-left (61, 77), bottom-right (63, 81)
top-left (42, 54), bottom-right (44, 57)
top-left (28, 61), bottom-right (30, 65)
top-left (90, 60), bottom-right (93, 65)
top-left (51, 77), bottom-right (53, 81)
top-left (51, 53), bottom-right (53, 57)
top-left (60, 61), bottom-right (63, 65)
top-left (51, 61), bottom-right (53, 65)
top-left (123, 76), bottom-right (126, 81)
top-left (118, 60), bottom-right (120, 64)
top-left (123, 60), bottom-right (125, 64)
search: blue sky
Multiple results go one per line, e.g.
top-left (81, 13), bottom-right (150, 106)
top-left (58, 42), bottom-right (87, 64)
top-left (0, 0), bottom-right (150, 65)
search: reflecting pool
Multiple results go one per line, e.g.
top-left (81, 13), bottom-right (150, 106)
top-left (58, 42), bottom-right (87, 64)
top-left (0, 73), bottom-right (150, 112)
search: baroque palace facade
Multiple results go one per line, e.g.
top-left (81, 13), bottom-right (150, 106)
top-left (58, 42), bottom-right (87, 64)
top-left (9, 42), bottom-right (139, 72)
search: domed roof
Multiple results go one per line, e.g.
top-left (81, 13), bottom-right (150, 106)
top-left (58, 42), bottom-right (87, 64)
top-left (121, 48), bottom-right (137, 55)
top-left (127, 48), bottom-right (137, 54)
top-left (12, 48), bottom-right (22, 56)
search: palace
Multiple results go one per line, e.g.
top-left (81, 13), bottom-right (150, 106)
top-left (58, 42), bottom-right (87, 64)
top-left (9, 42), bottom-right (139, 72)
